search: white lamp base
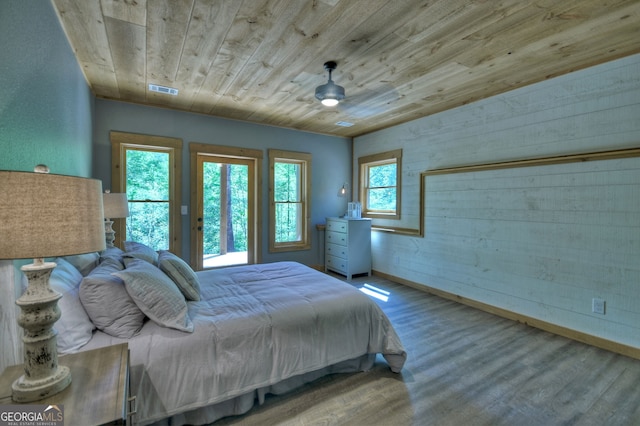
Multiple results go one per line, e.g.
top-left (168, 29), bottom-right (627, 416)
top-left (12, 260), bottom-right (71, 402)
top-left (12, 366), bottom-right (71, 403)
top-left (105, 219), bottom-right (116, 248)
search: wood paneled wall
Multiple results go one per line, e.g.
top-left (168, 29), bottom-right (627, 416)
top-left (354, 54), bottom-right (640, 350)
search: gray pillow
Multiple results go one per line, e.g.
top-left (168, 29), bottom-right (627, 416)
top-left (100, 246), bottom-right (125, 263)
top-left (157, 250), bottom-right (201, 301)
top-left (50, 258), bottom-right (95, 353)
top-left (114, 258), bottom-right (194, 333)
top-left (79, 257), bottom-right (146, 338)
top-left (124, 241), bottom-right (158, 265)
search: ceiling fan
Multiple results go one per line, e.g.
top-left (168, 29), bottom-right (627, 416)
top-left (315, 61), bottom-right (345, 107)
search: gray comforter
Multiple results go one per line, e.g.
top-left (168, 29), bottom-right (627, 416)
top-left (84, 261), bottom-right (406, 425)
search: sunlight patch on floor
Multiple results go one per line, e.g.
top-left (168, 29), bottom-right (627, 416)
top-left (359, 283), bottom-right (390, 302)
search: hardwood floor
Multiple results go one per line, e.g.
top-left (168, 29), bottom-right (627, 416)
top-left (214, 274), bottom-right (640, 425)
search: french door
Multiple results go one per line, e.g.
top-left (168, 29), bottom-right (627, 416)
top-left (194, 154), bottom-right (256, 269)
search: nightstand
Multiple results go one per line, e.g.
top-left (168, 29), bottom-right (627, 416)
top-left (0, 343), bottom-right (134, 425)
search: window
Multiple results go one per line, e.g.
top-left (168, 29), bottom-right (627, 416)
top-left (359, 149), bottom-right (402, 219)
top-left (269, 149), bottom-right (311, 252)
top-left (111, 132), bottom-right (182, 252)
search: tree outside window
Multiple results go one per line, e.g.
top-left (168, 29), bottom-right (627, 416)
top-left (359, 149), bottom-right (402, 219)
top-left (269, 149), bottom-right (311, 252)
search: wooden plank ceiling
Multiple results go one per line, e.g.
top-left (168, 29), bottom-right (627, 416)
top-left (51, 0), bottom-right (640, 138)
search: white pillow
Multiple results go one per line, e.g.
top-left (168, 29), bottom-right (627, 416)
top-left (114, 258), bottom-right (194, 333)
top-left (49, 258), bottom-right (95, 353)
top-left (157, 250), bottom-right (201, 301)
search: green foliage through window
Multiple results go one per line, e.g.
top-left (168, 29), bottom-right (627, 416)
top-left (269, 150), bottom-right (311, 252)
top-left (202, 162), bottom-right (249, 255)
top-left (368, 163), bottom-right (397, 210)
top-left (125, 149), bottom-right (170, 250)
top-left (359, 149), bottom-right (402, 219)
top-left (274, 162), bottom-right (302, 243)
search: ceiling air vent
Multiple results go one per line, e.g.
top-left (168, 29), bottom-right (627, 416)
top-left (335, 121), bottom-right (354, 127)
top-left (149, 84), bottom-right (178, 96)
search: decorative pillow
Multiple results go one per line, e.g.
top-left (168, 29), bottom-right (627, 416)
top-left (124, 241), bottom-right (158, 265)
top-left (157, 250), bottom-right (201, 301)
top-left (114, 258), bottom-right (194, 333)
top-left (79, 257), bottom-right (145, 338)
top-left (50, 258), bottom-right (95, 353)
top-left (61, 252), bottom-right (100, 276)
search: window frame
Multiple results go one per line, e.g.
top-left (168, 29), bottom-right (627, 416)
top-left (268, 149), bottom-right (312, 252)
top-left (358, 149), bottom-right (402, 220)
top-left (110, 131), bottom-right (182, 253)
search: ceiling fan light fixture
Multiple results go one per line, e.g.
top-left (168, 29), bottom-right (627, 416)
top-left (321, 96), bottom-right (340, 107)
top-left (315, 61), bottom-right (345, 107)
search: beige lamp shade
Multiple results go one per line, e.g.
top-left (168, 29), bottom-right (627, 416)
top-left (0, 170), bottom-right (106, 259)
top-left (103, 192), bottom-right (130, 219)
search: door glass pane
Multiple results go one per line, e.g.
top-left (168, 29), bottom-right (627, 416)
top-left (202, 161), bottom-right (248, 267)
top-left (203, 162), bottom-right (221, 258)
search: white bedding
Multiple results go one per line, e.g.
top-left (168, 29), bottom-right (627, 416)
top-left (82, 261), bottom-right (406, 425)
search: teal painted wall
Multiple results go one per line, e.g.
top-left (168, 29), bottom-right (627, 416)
top-left (0, 0), bottom-right (95, 370)
top-left (0, 0), bottom-right (94, 176)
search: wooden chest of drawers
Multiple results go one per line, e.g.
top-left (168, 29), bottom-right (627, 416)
top-left (325, 217), bottom-right (371, 280)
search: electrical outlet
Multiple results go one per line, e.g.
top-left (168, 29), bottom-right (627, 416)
top-left (393, 256), bottom-right (400, 266)
top-left (592, 298), bottom-right (606, 315)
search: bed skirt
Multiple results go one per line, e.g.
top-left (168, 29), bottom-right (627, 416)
top-left (146, 354), bottom-right (376, 426)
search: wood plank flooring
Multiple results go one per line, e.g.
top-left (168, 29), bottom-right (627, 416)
top-left (214, 274), bottom-right (640, 425)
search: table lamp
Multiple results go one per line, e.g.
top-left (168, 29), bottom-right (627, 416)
top-left (102, 190), bottom-right (130, 248)
top-left (0, 166), bottom-right (105, 402)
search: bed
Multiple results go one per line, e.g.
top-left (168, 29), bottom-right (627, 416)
top-left (48, 244), bottom-right (407, 425)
